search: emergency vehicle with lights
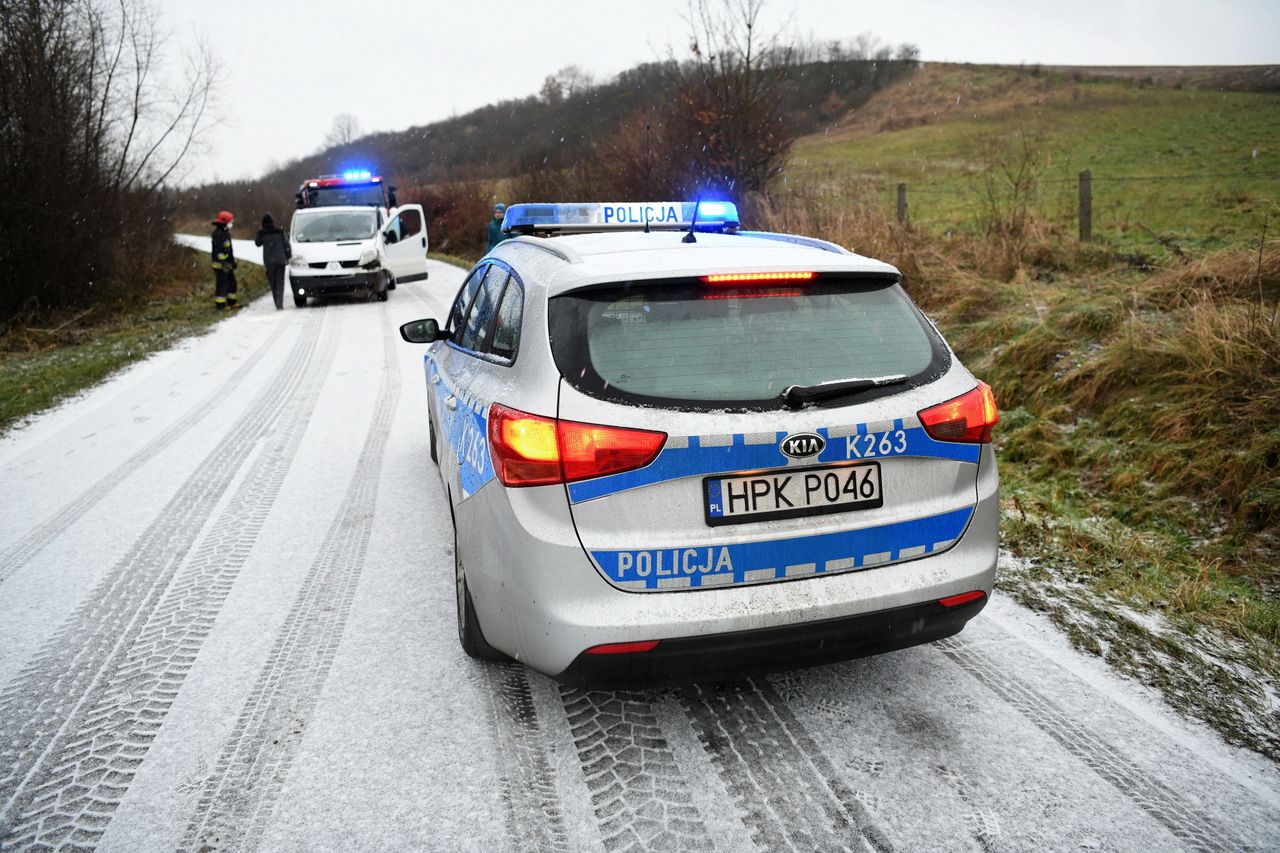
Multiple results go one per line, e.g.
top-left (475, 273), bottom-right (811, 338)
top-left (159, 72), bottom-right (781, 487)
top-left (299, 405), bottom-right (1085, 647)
top-left (288, 169), bottom-right (430, 306)
top-left (398, 200), bottom-right (999, 684)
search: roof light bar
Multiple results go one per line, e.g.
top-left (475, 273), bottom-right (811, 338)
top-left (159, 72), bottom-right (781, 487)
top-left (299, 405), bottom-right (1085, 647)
top-left (703, 271), bottom-right (816, 284)
top-left (342, 169), bottom-right (373, 181)
top-left (502, 201), bottom-right (739, 234)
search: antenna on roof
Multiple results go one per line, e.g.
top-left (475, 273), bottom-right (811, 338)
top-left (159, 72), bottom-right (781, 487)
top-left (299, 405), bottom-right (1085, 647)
top-left (682, 196), bottom-right (702, 244)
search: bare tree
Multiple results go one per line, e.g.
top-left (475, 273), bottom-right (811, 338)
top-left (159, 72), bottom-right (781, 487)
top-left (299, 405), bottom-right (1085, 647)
top-left (0, 0), bottom-right (220, 317)
top-left (325, 113), bottom-right (361, 148)
top-left (668, 0), bottom-right (797, 195)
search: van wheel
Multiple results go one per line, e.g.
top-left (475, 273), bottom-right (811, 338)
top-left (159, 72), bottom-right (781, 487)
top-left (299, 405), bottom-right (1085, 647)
top-left (293, 292), bottom-right (306, 308)
top-left (455, 530), bottom-right (508, 662)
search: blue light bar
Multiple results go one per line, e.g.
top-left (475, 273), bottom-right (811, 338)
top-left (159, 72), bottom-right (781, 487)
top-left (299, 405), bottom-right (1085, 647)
top-left (502, 201), bottom-right (739, 234)
top-left (342, 169), bottom-right (373, 181)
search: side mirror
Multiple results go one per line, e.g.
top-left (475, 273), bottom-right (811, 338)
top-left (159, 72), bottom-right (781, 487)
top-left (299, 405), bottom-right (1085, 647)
top-left (384, 230), bottom-right (398, 244)
top-left (295, 192), bottom-right (305, 209)
top-left (399, 318), bottom-right (441, 344)
top-left (387, 186), bottom-right (398, 208)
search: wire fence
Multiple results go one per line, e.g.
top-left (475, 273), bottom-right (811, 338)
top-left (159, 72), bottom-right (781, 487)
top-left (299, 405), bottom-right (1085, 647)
top-left (783, 165), bottom-right (1280, 243)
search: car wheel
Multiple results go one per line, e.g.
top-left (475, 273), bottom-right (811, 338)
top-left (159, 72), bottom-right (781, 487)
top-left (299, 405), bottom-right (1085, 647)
top-left (293, 292), bottom-right (306, 308)
top-left (454, 527), bottom-right (508, 662)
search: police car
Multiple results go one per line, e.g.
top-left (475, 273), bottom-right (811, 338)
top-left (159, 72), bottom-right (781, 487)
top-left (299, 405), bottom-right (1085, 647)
top-left (289, 170), bottom-right (429, 307)
top-left (399, 200), bottom-right (998, 685)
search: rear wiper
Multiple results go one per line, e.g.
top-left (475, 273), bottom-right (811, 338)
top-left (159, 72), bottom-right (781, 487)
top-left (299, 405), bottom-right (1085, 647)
top-left (780, 374), bottom-right (908, 408)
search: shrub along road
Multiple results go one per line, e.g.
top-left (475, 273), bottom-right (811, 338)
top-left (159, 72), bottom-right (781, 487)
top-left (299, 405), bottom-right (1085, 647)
top-left (0, 260), bottom-right (1276, 851)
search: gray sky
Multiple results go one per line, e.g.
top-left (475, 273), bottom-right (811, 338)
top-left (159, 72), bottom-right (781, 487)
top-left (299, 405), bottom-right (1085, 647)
top-left (166, 0), bottom-right (1279, 185)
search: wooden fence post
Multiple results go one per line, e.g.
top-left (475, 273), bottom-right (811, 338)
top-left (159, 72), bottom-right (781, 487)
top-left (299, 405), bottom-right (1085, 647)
top-left (1078, 169), bottom-right (1092, 242)
top-left (897, 183), bottom-right (907, 224)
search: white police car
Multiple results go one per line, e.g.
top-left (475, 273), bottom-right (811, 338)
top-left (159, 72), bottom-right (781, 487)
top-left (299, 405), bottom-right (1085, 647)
top-left (399, 201), bottom-right (998, 685)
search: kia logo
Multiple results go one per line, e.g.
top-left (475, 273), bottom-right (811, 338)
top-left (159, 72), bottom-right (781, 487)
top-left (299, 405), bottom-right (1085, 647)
top-left (780, 432), bottom-right (825, 458)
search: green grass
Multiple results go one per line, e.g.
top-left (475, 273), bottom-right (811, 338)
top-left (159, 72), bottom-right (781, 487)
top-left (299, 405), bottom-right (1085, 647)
top-left (790, 66), bottom-right (1280, 256)
top-left (427, 251), bottom-right (478, 270)
top-left (0, 256), bottom-right (268, 435)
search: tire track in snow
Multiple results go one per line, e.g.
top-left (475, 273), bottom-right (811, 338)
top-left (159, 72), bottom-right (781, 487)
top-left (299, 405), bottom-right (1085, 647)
top-left (680, 678), bottom-right (894, 853)
top-left (180, 305), bottom-right (400, 851)
top-left (0, 311), bottom-right (328, 847)
top-left (937, 637), bottom-right (1239, 852)
top-left (0, 323), bottom-right (285, 586)
top-left (469, 665), bottom-right (570, 853)
top-left (560, 688), bottom-right (712, 852)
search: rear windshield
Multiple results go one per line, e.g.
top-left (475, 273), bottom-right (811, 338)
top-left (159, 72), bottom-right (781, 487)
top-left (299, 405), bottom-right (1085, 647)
top-left (548, 276), bottom-right (948, 411)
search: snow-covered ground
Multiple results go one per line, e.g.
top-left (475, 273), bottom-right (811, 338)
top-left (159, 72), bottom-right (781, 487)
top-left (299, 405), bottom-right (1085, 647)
top-left (173, 232), bottom-right (264, 266)
top-left (0, 259), bottom-right (1277, 851)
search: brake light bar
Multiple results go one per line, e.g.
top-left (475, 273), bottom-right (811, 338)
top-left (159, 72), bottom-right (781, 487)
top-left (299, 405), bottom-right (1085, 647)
top-left (703, 271), bottom-right (815, 284)
top-left (918, 382), bottom-right (998, 444)
top-left (488, 404), bottom-right (667, 487)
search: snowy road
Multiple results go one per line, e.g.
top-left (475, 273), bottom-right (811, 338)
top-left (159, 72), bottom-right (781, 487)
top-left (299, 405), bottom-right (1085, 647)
top-left (1, 258), bottom-right (1278, 852)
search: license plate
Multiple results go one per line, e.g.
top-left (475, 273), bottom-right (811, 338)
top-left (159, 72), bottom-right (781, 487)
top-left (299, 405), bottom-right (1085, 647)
top-left (703, 462), bottom-right (883, 527)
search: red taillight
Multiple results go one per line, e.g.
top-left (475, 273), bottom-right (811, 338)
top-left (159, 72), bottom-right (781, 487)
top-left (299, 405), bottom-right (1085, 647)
top-left (703, 271), bottom-right (815, 284)
top-left (918, 382), bottom-right (998, 444)
top-left (583, 640), bottom-right (660, 655)
top-left (939, 590), bottom-right (987, 608)
top-left (488, 404), bottom-right (667, 488)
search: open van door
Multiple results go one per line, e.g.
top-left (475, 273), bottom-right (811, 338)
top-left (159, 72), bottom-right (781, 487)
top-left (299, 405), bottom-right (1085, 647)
top-left (383, 204), bottom-right (429, 283)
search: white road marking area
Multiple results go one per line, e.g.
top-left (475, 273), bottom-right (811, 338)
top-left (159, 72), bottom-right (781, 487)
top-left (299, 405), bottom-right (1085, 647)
top-left (0, 259), bottom-right (1277, 851)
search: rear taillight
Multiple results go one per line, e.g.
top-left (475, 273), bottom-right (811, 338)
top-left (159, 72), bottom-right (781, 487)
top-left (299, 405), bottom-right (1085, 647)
top-left (918, 382), bottom-right (998, 444)
top-left (488, 404), bottom-right (667, 488)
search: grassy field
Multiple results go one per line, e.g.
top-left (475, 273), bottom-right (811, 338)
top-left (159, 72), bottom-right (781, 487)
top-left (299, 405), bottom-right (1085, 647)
top-left (772, 64), bottom-right (1280, 758)
top-left (789, 64), bottom-right (1280, 256)
top-left (0, 253), bottom-right (268, 435)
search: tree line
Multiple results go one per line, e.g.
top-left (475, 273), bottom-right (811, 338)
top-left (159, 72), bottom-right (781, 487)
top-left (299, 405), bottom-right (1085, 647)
top-left (0, 0), bottom-right (216, 321)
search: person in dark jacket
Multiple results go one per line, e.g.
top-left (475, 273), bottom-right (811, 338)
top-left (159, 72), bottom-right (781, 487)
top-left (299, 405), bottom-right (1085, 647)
top-left (255, 213), bottom-right (292, 310)
top-left (487, 202), bottom-right (509, 251)
top-left (211, 210), bottom-right (239, 310)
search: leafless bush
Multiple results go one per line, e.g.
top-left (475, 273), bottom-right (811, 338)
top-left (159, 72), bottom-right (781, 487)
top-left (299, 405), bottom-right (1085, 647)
top-left (0, 0), bottom-right (218, 320)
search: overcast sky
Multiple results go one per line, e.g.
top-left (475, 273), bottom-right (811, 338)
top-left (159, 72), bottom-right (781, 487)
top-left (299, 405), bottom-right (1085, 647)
top-left (165, 0), bottom-right (1279, 185)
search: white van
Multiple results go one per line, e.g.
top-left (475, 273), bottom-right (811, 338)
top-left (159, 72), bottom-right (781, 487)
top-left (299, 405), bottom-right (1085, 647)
top-left (288, 204), bottom-right (429, 307)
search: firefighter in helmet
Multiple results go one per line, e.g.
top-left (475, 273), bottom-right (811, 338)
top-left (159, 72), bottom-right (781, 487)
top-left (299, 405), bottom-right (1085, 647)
top-left (211, 210), bottom-right (239, 310)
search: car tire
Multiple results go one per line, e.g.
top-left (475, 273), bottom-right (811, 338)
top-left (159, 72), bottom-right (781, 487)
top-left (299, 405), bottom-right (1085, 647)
top-left (454, 527), bottom-right (508, 662)
top-left (293, 292), bottom-right (306, 308)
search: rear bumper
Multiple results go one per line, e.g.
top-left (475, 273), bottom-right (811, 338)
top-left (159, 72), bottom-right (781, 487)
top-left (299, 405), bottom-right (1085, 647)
top-left (458, 445), bottom-right (999, 678)
top-left (292, 271), bottom-right (380, 295)
top-left (556, 592), bottom-right (987, 687)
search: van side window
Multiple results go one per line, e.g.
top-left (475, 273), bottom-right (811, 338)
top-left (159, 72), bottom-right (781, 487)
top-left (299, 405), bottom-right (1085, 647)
top-left (457, 265), bottom-right (509, 352)
top-left (489, 278), bottom-right (523, 362)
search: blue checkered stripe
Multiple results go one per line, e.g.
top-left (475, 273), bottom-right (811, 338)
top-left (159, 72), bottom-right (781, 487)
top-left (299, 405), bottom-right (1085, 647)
top-left (566, 418), bottom-right (980, 504)
top-left (592, 505), bottom-right (974, 591)
top-left (426, 357), bottom-right (494, 499)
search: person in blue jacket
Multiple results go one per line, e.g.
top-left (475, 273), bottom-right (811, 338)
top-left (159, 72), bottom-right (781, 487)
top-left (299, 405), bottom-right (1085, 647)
top-left (487, 203), bottom-right (510, 251)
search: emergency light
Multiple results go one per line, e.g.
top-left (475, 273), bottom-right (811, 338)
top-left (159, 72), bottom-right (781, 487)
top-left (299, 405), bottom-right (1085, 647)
top-left (502, 201), bottom-right (740, 235)
top-left (342, 169), bottom-right (373, 181)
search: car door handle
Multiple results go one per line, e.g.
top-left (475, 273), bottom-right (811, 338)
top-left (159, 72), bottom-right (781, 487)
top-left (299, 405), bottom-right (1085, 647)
top-left (445, 395), bottom-right (457, 410)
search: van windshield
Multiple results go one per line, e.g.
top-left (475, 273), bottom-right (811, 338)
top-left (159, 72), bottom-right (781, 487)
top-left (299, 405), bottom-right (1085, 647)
top-left (291, 211), bottom-right (377, 243)
top-left (548, 276), bottom-right (946, 410)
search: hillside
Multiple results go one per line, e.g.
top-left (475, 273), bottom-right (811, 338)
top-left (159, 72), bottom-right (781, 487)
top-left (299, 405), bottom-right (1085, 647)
top-left (787, 63), bottom-right (1280, 254)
